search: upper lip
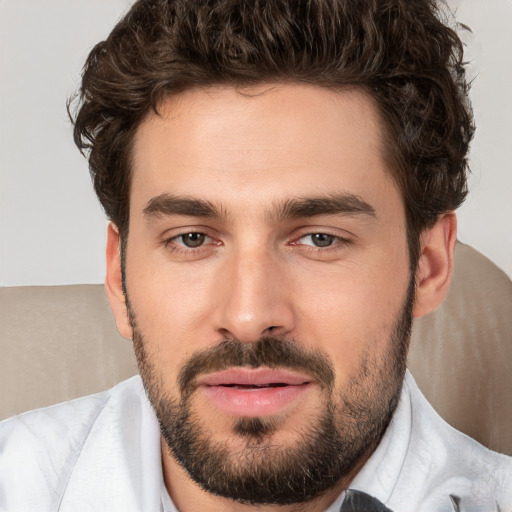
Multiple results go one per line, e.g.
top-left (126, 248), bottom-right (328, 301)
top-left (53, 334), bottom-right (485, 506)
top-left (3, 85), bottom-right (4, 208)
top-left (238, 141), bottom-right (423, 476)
top-left (197, 368), bottom-right (312, 387)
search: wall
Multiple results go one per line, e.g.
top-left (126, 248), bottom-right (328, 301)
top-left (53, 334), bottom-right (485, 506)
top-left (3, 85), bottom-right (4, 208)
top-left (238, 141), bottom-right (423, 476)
top-left (453, 0), bottom-right (512, 280)
top-left (1, 0), bottom-right (511, 286)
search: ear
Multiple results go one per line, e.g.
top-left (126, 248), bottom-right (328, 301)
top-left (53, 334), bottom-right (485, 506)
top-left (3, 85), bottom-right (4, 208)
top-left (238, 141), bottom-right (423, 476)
top-left (413, 212), bottom-right (457, 318)
top-left (105, 222), bottom-right (133, 339)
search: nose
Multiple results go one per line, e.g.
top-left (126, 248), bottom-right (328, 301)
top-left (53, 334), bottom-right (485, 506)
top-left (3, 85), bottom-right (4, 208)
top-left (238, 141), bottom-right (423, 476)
top-left (212, 245), bottom-right (295, 342)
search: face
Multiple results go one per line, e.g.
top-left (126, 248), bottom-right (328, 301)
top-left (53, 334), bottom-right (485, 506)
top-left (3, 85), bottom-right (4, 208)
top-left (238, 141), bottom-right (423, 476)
top-left (112, 84), bottom-right (414, 506)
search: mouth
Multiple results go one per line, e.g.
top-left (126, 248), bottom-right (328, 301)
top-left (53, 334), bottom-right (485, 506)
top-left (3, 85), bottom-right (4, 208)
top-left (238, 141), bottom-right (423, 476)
top-left (197, 368), bottom-right (314, 417)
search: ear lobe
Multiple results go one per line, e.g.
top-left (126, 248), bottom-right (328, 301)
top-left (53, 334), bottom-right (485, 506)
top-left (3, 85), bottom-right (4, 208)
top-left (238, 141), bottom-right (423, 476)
top-left (105, 222), bottom-right (133, 339)
top-left (413, 213), bottom-right (457, 318)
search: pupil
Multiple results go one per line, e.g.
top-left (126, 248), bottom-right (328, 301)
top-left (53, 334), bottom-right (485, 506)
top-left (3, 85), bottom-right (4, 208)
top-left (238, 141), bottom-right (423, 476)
top-left (313, 233), bottom-right (334, 247)
top-left (182, 233), bottom-right (205, 247)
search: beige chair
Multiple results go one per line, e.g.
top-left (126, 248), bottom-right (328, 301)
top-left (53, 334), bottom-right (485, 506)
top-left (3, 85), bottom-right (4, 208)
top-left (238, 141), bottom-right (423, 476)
top-left (408, 241), bottom-right (512, 454)
top-left (0, 285), bottom-right (137, 418)
top-left (1, 242), bottom-right (511, 454)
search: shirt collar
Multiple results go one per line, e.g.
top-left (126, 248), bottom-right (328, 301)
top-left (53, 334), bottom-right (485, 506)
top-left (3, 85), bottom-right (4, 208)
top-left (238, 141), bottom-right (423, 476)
top-left (346, 371), bottom-right (413, 505)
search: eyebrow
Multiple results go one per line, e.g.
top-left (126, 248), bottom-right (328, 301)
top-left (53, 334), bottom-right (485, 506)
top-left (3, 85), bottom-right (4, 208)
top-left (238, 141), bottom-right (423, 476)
top-left (143, 195), bottom-right (224, 219)
top-left (143, 193), bottom-right (376, 222)
top-left (272, 194), bottom-right (376, 221)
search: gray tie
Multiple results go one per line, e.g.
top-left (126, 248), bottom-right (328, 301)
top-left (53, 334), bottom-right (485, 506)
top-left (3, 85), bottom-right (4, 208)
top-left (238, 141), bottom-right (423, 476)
top-left (339, 491), bottom-right (501, 512)
top-left (339, 490), bottom-right (393, 512)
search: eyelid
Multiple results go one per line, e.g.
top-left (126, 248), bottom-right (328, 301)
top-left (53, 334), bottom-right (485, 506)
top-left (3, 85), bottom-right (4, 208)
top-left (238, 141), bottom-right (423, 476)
top-left (290, 226), bottom-right (355, 243)
top-left (159, 225), bottom-right (354, 257)
top-left (168, 232), bottom-right (211, 247)
top-left (298, 233), bottom-right (335, 246)
top-left (161, 224), bottom-right (215, 240)
top-left (293, 233), bottom-right (351, 247)
top-left (162, 227), bottom-right (221, 254)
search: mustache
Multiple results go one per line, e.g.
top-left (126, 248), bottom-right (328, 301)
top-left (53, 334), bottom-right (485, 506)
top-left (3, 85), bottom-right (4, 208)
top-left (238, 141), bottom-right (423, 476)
top-left (178, 337), bottom-right (335, 398)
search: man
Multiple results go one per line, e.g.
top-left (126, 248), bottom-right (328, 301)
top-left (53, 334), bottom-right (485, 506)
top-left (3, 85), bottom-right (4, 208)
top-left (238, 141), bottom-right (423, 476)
top-left (1, 0), bottom-right (511, 510)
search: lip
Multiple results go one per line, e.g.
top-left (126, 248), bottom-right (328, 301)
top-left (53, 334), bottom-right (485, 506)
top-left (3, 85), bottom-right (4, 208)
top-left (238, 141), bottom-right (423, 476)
top-left (198, 367), bottom-right (313, 417)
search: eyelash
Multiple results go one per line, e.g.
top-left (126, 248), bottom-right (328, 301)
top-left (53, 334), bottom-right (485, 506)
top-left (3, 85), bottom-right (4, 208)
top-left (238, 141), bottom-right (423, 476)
top-left (162, 230), bottom-right (352, 256)
top-left (163, 232), bottom-right (217, 254)
top-left (291, 232), bottom-right (352, 251)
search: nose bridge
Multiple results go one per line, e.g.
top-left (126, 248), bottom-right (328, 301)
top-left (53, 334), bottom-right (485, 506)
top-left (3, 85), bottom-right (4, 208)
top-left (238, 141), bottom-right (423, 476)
top-left (214, 242), bottom-right (294, 341)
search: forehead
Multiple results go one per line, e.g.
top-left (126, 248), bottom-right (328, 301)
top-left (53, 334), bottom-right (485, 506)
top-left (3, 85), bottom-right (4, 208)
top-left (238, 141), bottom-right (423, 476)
top-left (130, 84), bottom-right (400, 217)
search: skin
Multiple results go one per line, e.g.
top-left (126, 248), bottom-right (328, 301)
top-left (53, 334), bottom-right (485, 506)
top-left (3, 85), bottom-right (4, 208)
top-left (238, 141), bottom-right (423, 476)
top-left (105, 84), bottom-right (456, 512)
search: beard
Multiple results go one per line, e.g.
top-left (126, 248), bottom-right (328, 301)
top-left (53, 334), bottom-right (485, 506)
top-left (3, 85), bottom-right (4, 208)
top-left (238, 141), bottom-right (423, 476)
top-left (126, 278), bottom-right (415, 506)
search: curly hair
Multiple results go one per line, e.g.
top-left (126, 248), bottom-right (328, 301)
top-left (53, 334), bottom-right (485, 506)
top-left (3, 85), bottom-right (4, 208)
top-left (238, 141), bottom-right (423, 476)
top-left (70, 0), bottom-right (473, 267)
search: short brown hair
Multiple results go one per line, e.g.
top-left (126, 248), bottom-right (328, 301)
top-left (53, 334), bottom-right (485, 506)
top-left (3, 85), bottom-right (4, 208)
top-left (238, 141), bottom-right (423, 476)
top-left (70, 0), bottom-right (473, 267)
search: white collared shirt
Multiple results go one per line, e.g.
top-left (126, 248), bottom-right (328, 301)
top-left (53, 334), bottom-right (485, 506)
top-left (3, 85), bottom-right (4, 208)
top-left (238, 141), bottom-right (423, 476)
top-left (1, 372), bottom-right (511, 511)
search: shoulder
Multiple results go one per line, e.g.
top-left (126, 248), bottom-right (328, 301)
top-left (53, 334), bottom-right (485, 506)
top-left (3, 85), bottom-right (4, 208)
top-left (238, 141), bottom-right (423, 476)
top-left (0, 376), bottom-right (145, 511)
top-left (392, 373), bottom-right (512, 510)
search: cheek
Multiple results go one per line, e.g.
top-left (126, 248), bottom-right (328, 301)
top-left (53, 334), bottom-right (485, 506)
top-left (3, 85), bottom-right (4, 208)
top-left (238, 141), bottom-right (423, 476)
top-left (292, 253), bottom-right (410, 382)
top-left (125, 252), bottom-right (221, 377)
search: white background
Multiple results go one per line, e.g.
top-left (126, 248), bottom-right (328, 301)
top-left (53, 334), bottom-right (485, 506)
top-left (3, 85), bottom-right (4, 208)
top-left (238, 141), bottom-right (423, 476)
top-left (1, 0), bottom-right (511, 286)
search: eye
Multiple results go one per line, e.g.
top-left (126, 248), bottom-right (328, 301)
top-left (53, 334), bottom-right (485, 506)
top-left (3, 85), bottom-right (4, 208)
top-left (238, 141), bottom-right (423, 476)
top-left (167, 232), bottom-right (212, 250)
top-left (186, 233), bottom-right (206, 247)
top-left (162, 230), bottom-right (221, 259)
top-left (299, 233), bottom-right (338, 248)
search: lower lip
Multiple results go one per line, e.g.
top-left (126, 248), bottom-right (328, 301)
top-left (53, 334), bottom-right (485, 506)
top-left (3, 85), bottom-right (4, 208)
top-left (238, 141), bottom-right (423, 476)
top-left (200, 383), bottom-right (312, 417)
